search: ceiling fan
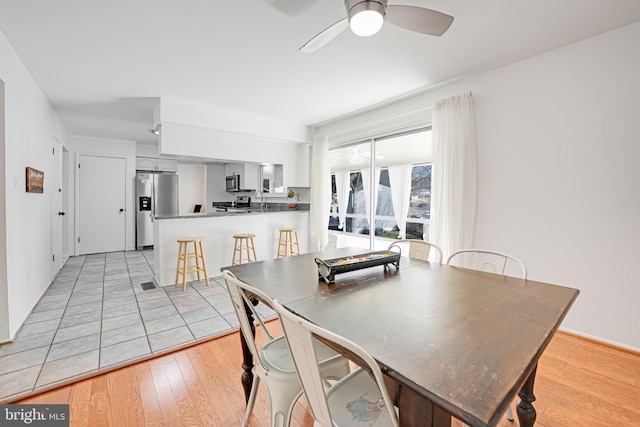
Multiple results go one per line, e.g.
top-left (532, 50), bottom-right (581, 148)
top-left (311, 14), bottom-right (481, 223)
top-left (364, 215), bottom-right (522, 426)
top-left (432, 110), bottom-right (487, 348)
top-left (300, 0), bottom-right (454, 53)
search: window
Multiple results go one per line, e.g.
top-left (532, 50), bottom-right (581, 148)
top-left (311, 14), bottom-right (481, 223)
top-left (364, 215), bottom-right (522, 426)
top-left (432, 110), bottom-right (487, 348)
top-left (329, 128), bottom-right (432, 247)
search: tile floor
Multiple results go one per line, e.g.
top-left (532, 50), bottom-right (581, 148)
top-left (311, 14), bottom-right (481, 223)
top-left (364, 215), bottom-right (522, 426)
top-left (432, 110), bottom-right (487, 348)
top-left (0, 250), bottom-right (273, 402)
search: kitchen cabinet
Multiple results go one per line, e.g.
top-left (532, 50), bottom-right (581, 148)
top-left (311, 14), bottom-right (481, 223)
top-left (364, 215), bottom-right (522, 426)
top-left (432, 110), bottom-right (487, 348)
top-left (136, 157), bottom-right (178, 172)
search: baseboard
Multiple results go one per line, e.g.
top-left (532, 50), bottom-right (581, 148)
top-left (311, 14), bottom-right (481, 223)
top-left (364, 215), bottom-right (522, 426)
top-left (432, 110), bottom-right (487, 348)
top-left (559, 327), bottom-right (640, 355)
top-left (3, 276), bottom-right (57, 345)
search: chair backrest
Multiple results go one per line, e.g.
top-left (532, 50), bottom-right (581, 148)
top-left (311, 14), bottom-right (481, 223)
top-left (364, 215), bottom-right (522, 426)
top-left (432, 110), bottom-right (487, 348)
top-left (272, 299), bottom-right (399, 427)
top-left (388, 239), bottom-right (443, 263)
top-left (222, 270), bottom-right (276, 371)
top-left (446, 249), bottom-right (528, 279)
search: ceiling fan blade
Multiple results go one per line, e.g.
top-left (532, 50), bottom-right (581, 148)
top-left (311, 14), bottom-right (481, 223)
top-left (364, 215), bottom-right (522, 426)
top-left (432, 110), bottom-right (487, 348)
top-left (299, 17), bottom-right (349, 53)
top-left (386, 5), bottom-right (454, 36)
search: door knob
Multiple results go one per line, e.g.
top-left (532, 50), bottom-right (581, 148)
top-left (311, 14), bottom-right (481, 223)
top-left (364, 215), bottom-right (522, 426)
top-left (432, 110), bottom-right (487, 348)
top-left (119, 208), bottom-right (124, 213)
top-left (58, 211), bottom-right (65, 216)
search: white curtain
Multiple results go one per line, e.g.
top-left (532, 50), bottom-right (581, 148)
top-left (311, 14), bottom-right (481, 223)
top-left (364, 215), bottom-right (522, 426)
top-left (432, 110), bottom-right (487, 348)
top-left (388, 164), bottom-right (412, 239)
top-left (430, 92), bottom-right (478, 258)
top-left (309, 136), bottom-right (331, 251)
top-left (334, 170), bottom-right (351, 229)
top-left (360, 167), bottom-right (380, 234)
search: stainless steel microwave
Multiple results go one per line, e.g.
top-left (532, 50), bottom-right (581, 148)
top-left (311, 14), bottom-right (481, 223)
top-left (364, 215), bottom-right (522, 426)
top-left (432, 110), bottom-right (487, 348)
top-left (226, 174), bottom-right (240, 192)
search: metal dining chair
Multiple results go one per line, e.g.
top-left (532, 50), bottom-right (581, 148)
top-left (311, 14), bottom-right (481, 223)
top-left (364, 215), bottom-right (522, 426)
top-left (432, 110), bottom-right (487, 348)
top-left (272, 298), bottom-right (399, 427)
top-left (446, 249), bottom-right (527, 280)
top-left (387, 239), bottom-right (443, 263)
top-left (222, 270), bottom-right (350, 427)
top-left (446, 249), bottom-right (527, 423)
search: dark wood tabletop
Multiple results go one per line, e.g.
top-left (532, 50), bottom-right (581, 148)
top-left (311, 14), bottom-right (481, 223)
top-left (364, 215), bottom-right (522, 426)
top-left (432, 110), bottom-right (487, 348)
top-left (222, 247), bottom-right (579, 427)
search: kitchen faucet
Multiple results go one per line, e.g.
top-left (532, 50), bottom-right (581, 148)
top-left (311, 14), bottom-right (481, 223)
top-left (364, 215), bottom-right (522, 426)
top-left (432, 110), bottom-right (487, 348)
top-left (259, 191), bottom-right (268, 211)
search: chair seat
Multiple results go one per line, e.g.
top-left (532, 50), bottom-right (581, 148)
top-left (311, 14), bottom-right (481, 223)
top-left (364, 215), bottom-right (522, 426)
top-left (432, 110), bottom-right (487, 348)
top-left (261, 335), bottom-right (349, 376)
top-left (326, 368), bottom-right (396, 426)
top-left (222, 270), bottom-right (350, 427)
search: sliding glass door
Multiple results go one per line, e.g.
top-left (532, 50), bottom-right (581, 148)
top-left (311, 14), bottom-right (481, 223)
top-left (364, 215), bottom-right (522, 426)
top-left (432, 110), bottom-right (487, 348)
top-left (329, 128), bottom-right (432, 251)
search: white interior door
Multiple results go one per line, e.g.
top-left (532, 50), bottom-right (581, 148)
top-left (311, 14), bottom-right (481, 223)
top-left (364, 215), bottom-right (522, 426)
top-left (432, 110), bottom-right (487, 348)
top-left (78, 155), bottom-right (126, 254)
top-left (50, 138), bottom-right (63, 278)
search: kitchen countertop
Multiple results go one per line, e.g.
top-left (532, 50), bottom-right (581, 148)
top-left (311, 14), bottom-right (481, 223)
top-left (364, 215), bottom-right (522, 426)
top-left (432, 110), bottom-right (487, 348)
top-left (155, 204), bottom-right (309, 220)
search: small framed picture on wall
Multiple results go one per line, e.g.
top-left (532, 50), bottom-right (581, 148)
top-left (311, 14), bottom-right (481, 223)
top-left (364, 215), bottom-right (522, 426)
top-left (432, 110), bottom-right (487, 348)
top-left (26, 167), bottom-right (44, 193)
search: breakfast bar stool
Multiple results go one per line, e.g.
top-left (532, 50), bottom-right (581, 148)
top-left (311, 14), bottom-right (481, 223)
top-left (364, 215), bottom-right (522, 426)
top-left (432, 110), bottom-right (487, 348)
top-left (232, 233), bottom-right (258, 265)
top-left (175, 237), bottom-right (209, 292)
top-left (277, 228), bottom-right (300, 258)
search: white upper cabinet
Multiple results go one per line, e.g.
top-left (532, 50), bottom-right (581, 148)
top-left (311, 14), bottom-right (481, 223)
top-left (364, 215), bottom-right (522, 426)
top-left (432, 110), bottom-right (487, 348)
top-left (136, 157), bottom-right (178, 172)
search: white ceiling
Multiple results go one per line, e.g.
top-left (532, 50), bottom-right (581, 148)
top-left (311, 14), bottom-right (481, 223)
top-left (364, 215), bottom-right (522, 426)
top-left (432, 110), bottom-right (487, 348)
top-left (1, 0), bottom-right (640, 147)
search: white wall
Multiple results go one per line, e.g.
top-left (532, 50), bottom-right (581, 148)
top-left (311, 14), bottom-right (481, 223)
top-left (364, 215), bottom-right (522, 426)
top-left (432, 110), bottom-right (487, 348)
top-left (67, 135), bottom-right (137, 252)
top-left (206, 163), bottom-right (232, 207)
top-left (0, 29), bottom-right (69, 341)
top-left (177, 163), bottom-right (206, 214)
top-left (314, 22), bottom-right (640, 351)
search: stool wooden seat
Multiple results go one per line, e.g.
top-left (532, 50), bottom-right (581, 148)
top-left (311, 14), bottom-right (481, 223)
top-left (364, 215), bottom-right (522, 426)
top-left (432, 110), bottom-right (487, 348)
top-left (232, 234), bottom-right (257, 265)
top-left (277, 228), bottom-right (301, 258)
top-left (175, 237), bottom-right (209, 291)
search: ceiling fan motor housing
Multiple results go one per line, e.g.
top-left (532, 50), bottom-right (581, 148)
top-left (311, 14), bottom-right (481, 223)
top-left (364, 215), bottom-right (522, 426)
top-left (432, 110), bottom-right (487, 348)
top-left (345, 0), bottom-right (388, 17)
top-left (345, 0), bottom-right (388, 36)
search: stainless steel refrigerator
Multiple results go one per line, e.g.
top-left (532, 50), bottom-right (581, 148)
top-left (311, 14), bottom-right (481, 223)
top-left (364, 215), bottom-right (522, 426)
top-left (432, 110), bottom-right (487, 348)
top-left (136, 172), bottom-right (179, 249)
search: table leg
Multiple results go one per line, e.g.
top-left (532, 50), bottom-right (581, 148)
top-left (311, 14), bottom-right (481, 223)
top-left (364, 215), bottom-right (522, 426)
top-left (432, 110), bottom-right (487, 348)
top-left (240, 300), bottom-right (256, 402)
top-left (516, 364), bottom-right (538, 427)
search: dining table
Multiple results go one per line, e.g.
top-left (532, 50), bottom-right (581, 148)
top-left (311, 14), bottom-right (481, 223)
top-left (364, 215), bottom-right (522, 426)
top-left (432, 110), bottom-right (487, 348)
top-left (221, 247), bottom-right (579, 427)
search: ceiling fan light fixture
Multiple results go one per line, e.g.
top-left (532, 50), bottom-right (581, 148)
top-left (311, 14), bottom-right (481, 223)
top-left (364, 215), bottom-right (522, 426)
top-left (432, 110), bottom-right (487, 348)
top-left (347, 0), bottom-right (386, 37)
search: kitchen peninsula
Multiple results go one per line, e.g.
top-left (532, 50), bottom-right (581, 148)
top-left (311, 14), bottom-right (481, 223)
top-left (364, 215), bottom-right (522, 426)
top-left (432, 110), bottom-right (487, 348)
top-left (152, 207), bottom-right (309, 286)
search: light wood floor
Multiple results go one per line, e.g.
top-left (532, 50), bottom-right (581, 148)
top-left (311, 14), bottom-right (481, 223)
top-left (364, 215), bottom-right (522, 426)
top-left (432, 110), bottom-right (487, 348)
top-left (17, 323), bottom-right (640, 427)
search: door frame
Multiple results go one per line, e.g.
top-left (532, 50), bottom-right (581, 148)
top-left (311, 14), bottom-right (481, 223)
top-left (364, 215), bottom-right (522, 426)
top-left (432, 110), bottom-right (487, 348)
top-left (50, 136), bottom-right (63, 279)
